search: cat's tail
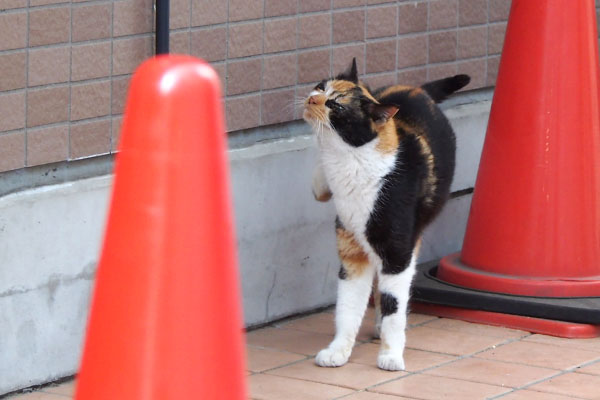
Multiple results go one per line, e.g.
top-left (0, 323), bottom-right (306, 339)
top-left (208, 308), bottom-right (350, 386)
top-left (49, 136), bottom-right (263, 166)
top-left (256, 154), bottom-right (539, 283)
top-left (421, 75), bottom-right (471, 103)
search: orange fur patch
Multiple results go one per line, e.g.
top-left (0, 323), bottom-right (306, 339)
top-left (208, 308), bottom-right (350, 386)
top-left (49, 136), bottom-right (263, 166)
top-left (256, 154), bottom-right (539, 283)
top-left (336, 227), bottom-right (370, 278)
top-left (315, 190), bottom-right (332, 202)
top-left (378, 85), bottom-right (412, 99)
top-left (375, 119), bottom-right (399, 155)
top-left (331, 80), bottom-right (357, 93)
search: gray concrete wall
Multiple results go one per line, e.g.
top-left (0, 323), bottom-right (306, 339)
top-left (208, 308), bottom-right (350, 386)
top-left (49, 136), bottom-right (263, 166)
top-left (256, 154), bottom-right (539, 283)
top-left (0, 98), bottom-right (490, 395)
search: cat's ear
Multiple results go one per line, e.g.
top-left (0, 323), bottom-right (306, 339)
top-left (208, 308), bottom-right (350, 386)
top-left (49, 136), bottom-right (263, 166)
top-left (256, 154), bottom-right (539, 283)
top-left (368, 103), bottom-right (399, 125)
top-left (337, 57), bottom-right (358, 83)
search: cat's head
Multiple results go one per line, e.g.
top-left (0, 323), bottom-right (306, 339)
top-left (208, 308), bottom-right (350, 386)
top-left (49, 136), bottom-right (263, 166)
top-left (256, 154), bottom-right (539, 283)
top-left (303, 58), bottom-right (398, 148)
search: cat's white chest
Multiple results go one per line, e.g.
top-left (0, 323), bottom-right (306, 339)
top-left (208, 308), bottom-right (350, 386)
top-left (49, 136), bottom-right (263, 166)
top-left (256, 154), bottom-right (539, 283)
top-left (318, 133), bottom-right (397, 247)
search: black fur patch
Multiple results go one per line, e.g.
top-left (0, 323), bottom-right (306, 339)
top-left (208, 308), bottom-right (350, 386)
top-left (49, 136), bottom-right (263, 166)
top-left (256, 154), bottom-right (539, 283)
top-left (338, 265), bottom-right (348, 280)
top-left (380, 292), bottom-right (398, 317)
top-left (367, 85), bottom-right (456, 275)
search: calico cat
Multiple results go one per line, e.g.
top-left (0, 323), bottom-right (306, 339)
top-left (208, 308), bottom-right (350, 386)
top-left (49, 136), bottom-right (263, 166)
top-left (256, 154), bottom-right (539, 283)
top-left (304, 59), bottom-right (469, 371)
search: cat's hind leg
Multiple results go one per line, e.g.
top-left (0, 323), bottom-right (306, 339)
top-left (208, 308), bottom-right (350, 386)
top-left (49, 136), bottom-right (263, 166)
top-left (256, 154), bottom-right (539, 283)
top-left (315, 220), bottom-right (375, 367)
top-left (376, 247), bottom-right (418, 371)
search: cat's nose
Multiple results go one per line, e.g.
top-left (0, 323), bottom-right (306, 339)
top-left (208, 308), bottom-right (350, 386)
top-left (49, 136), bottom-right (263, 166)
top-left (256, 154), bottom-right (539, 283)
top-left (308, 96), bottom-right (317, 105)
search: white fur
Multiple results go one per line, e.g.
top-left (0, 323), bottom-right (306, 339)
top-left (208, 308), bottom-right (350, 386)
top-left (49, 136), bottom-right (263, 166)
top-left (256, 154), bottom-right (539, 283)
top-left (316, 267), bottom-right (375, 367)
top-left (311, 161), bottom-right (330, 201)
top-left (376, 251), bottom-right (417, 371)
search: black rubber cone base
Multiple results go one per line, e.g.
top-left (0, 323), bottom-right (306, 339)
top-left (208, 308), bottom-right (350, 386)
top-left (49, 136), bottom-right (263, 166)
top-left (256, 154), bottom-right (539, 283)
top-left (411, 261), bottom-right (600, 337)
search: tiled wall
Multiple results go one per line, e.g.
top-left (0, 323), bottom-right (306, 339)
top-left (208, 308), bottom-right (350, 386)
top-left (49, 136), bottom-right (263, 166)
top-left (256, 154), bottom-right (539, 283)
top-left (0, 0), bottom-right (512, 174)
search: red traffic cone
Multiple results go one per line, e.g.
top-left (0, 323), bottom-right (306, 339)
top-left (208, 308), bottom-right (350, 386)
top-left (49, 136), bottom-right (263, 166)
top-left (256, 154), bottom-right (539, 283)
top-left (412, 0), bottom-right (600, 337)
top-left (75, 56), bottom-right (246, 399)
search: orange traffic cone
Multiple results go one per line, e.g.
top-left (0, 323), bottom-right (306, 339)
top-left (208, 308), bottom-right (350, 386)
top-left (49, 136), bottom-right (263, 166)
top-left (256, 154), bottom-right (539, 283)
top-left (412, 0), bottom-right (600, 337)
top-left (75, 56), bottom-right (246, 399)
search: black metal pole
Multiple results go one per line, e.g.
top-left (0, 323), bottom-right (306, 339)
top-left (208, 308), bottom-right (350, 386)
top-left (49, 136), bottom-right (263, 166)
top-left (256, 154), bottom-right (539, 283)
top-left (156, 0), bottom-right (169, 54)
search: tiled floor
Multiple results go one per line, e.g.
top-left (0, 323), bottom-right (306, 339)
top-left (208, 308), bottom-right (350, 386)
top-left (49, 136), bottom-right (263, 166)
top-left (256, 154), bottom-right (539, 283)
top-left (7, 307), bottom-right (600, 400)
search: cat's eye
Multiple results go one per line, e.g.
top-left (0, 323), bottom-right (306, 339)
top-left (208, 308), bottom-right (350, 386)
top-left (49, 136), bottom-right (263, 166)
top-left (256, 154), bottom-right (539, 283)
top-left (315, 81), bottom-right (325, 91)
top-left (325, 99), bottom-right (343, 111)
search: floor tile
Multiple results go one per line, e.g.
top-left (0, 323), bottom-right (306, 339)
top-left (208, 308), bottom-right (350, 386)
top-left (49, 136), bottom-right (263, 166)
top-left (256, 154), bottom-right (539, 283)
top-left (247, 346), bottom-right (307, 372)
top-left (279, 312), bottom-right (376, 342)
top-left (341, 391), bottom-right (415, 400)
top-left (369, 374), bottom-right (510, 400)
top-left (405, 326), bottom-right (506, 356)
top-left (524, 334), bottom-right (600, 352)
top-left (499, 389), bottom-right (586, 400)
top-left (247, 327), bottom-right (333, 355)
top-left (527, 372), bottom-right (600, 399)
top-left (6, 392), bottom-right (68, 400)
top-left (425, 357), bottom-right (557, 388)
top-left (267, 359), bottom-right (406, 390)
top-left (407, 313), bottom-right (438, 326)
top-left (249, 373), bottom-right (354, 400)
top-left (476, 340), bottom-right (600, 370)
top-left (423, 318), bottom-right (529, 339)
top-left (575, 360), bottom-right (600, 376)
top-left (350, 343), bottom-right (456, 372)
top-left (41, 381), bottom-right (75, 396)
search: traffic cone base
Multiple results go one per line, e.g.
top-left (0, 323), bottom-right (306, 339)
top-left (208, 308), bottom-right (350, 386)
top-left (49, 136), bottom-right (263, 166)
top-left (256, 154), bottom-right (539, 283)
top-left (438, 253), bottom-right (600, 298)
top-left (412, 303), bottom-right (600, 339)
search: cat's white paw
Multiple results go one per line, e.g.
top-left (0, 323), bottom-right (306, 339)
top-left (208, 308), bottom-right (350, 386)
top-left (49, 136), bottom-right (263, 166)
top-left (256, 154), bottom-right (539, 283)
top-left (377, 353), bottom-right (405, 371)
top-left (315, 347), bottom-right (350, 367)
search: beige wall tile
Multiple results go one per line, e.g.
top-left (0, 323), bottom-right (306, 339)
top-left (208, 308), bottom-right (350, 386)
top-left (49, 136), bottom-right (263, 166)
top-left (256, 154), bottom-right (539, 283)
top-left (0, 51), bottom-right (26, 91)
top-left (29, 7), bottom-right (70, 47)
top-left (112, 116), bottom-right (123, 152)
top-left (170, 31), bottom-right (190, 54)
top-left (27, 86), bottom-right (69, 127)
top-left (333, 10), bottom-right (365, 44)
top-left (0, 131), bottom-right (25, 172)
top-left (299, 0), bottom-right (330, 13)
top-left (366, 39), bottom-right (396, 73)
top-left (430, 0), bottom-right (458, 30)
top-left (70, 119), bottom-right (111, 159)
top-left (265, 0), bottom-right (296, 17)
top-left (298, 49), bottom-right (330, 84)
top-left (0, 0), bottom-right (27, 10)
top-left (112, 75), bottom-right (131, 114)
top-left (191, 0), bottom-right (227, 26)
top-left (397, 67), bottom-right (427, 87)
top-left (299, 14), bottom-right (331, 49)
top-left (429, 31), bottom-right (457, 63)
top-left (264, 18), bottom-right (296, 53)
top-left (191, 27), bottom-right (227, 62)
top-left (263, 54), bottom-right (297, 90)
top-left (113, 36), bottom-right (153, 75)
top-left (367, 5), bottom-right (398, 39)
top-left (487, 55), bottom-right (501, 86)
top-left (71, 42), bottom-right (112, 82)
top-left (170, 0), bottom-right (190, 29)
top-left (225, 94), bottom-right (260, 132)
top-left (261, 89), bottom-right (295, 125)
top-left (458, 27), bottom-right (487, 59)
top-left (0, 12), bottom-right (27, 51)
top-left (333, 44), bottom-right (365, 76)
top-left (27, 125), bottom-right (69, 166)
top-left (228, 22), bottom-right (263, 58)
top-left (113, 0), bottom-right (154, 36)
top-left (362, 73), bottom-right (396, 89)
top-left (71, 80), bottom-right (111, 121)
top-left (428, 62), bottom-right (458, 81)
top-left (398, 2), bottom-right (428, 34)
top-left (488, 22), bottom-right (507, 55)
top-left (227, 59), bottom-right (262, 95)
top-left (30, 0), bottom-right (68, 5)
top-left (72, 3), bottom-right (112, 42)
top-left (459, 0), bottom-right (488, 26)
top-left (229, 0), bottom-right (263, 22)
top-left (28, 46), bottom-right (70, 87)
top-left (490, 0), bottom-right (512, 22)
top-left (334, 0), bottom-right (366, 7)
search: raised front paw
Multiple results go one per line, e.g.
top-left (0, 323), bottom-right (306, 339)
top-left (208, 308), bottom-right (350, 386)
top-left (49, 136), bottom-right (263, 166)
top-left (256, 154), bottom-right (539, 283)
top-left (315, 346), bottom-right (350, 367)
top-left (377, 352), bottom-right (405, 371)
